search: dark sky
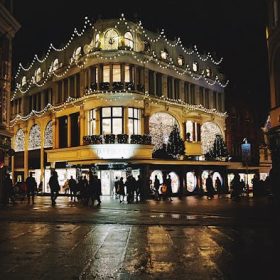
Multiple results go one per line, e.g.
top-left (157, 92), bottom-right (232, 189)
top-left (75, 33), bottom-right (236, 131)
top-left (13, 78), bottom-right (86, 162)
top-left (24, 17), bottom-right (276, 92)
top-left (12, 0), bottom-right (269, 125)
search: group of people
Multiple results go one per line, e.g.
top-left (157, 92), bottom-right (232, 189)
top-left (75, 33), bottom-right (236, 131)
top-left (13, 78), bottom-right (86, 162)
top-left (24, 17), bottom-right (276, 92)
top-left (151, 175), bottom-right (173, 201)
top-left (114, 175), bottom-right (144, 203)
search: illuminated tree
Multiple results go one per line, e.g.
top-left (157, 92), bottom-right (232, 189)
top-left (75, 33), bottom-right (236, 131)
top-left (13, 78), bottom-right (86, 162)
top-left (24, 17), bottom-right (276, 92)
top-left (205, 134), bottom-right (228, 160)
top-left (167, 124), bottom-right (185, 159)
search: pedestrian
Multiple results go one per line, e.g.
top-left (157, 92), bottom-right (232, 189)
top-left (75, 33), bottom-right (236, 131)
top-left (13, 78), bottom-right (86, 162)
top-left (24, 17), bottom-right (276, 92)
top-left (26, 172), bottom-right (37, 204)
top-left (88, 172), bottom-right (94, 206)
top-left (125, 175), bottom-right (134, 203)
top-left (206, 174), bottom-right (214, 199)
top-left (252, 174), bottom-right (260, 197)
top-left (49, 170), bottom-right (60, 206)
top-left (215, 177), bottom-right (222, 198)
top-left (231, 173), bottom-right (241, 200)
top-left (135, 175), bottom-right (143, 202)
top-left (114, 177), bottom-right (119, 199)
top-left (3, 173), bottom-right (15, 205)
top-left (118, 177), bottom-right (125, 203)
top-left (94, 175), bottom-right (102, 206)
top-left (153, 175), bottom-right (160, 201)
top-left (166, 175), bottom-right (173, 201)
top-left (68, 176), bottom-right (77, 202)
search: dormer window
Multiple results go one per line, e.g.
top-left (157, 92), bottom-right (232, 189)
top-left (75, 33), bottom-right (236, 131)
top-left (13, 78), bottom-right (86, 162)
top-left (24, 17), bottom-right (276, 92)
top-left (104, 29), bottom-right (119, 50)
top-left (95, 33), bottom-right (101, 48)
top-left (192, 62), bottom-right (198, 72)
top-left (35, 68), bottom-right (42, 83)
top-left (124, 32), bottom-right (133, 49)
top-left (205, 68), bottom-right (211, 77)
top-left (73, 47), bottom-right (82, 61)
top-left (178, 56), bottom-right (184, 66)
top-left (53, 59), bottom-right (59, 71)
top-left (21, 76), bottom-right (27, 87)
top-left (161, 49), bottom-right (168, 60)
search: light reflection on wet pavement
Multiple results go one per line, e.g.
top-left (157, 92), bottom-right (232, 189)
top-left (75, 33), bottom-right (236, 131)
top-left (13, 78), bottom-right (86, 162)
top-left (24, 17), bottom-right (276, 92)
top-left (0, 196), bottom-right (279, 279)
top-left (0, 222), bottom-right (278, 279)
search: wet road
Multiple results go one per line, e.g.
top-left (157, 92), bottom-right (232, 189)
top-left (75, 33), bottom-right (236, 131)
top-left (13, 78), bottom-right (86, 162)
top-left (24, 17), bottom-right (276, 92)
top-left (0, 196), bottom-right (279, 279)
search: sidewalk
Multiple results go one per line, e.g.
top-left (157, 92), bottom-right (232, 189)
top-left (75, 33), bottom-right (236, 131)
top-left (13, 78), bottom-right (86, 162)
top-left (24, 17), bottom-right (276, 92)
top-left (0, 195), bottom-right (278, 226)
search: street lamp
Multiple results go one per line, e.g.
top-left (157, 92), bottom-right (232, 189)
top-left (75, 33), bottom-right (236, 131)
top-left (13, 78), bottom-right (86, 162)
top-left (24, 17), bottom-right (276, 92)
top-left (241, 138), bottom-right (251, 195)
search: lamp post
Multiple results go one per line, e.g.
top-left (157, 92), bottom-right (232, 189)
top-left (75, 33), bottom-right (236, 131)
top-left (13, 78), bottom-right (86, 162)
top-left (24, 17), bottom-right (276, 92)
top-left (241, 138), bottom-right (251, 196)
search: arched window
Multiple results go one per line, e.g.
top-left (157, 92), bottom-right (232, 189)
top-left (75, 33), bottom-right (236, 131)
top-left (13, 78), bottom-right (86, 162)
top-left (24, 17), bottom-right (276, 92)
top-left (35, 68), bottom-right (42, 82)
top-left (124, 32), bottom-right (133, 49)
top-left (28, 124), bottom-right (41, 150)
top-left (15, 129), bottom-right (24, 152)
top-left (150, 170), bottom-right (163, 185)
top-left (44, 121), bottom-right (53, 148)
top-left (149, 112), bottom-right (179, 151)
top-left (201, 122), bottom-right (223, 154)
top-left (186, 172), bottom-right (197, 192)
top-left (168, 172), bottom-right (180, 193)
top-left (104, 29), bottom-right (119, 50)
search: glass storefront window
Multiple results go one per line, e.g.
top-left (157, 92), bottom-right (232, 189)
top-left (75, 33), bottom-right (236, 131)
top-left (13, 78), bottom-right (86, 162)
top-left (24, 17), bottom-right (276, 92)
top-left (168, 172), bottom-right (180, 193)
top-left (186, 172), bottom-right (197, 192)
top-left (112, 118), bottom-right (122, 134)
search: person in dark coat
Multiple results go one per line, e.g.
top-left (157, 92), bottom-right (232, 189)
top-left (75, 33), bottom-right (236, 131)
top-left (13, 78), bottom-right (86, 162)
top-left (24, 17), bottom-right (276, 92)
top-left (114, 177), bottom-right (119, 199)
top-left (206, 174), bottom-right (214, 199)
top-left (68, 176), bottom-right (77, 202)
top-left (118, 177), bottom-right (125, 203)
top-left (153, 175), bottom-right (160, 201)
top-left (26, 172), bottom-right (37, 204)
top-left (215, 177), bottom-right (222, 198)
top-left (3, 173), bottom-right (15, 205)
top-left (49, 170), bottom-right (60, 206)
top-left (135, 175), bottom-right (143, 202)
top-left (166, 175), bottom-right (173, 201)
top-left (94, 175), bottom-right (102, 206)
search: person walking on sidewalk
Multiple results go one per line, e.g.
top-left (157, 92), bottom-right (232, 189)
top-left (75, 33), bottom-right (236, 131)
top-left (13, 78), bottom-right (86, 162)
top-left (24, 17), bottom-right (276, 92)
top-left (206, 174), bottom-right (214, 199)
top-left (118, 177), bottom-right (125, 203)
top-left (68, 176), bottom-right (77, 202)
top-left (49, 170), bottom-right (60, 206)
top-left (26, 172), bottom-right (37, 204)
top-left (166, 175), bottom-right (173, 201)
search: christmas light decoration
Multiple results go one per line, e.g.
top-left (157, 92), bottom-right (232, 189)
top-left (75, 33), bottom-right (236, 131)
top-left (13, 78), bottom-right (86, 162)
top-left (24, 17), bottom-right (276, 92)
top-left (44, 121), bottom-right (53, 148)
top-left (201, 122), bottom-right (223, 154)
top-left (28, 124), bottom-right (41, 150)
top-left (15, 128), bottom-right (24, 152)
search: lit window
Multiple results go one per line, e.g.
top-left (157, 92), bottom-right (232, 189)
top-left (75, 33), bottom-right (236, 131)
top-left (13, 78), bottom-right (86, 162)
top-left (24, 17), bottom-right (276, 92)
top-left (101, 107), bottom-right (123, 134)
top-left (178, 56), bottom-right (184, 66)
top-left (88, 109), bottom-right (96, 135)
top-left (73, 47), bottom-right (82, 61)
top-left (21, 76), bottom-right (27, 86)
top-left (128, 108), bottom-right (141, 135)
top-left (186, 121), bottom-right (194, 141)
top-left (35, 68), bottom-right (42, 83)
top-left (113, 65), bottom-right (121, 82)
top-left (95, 33), bottom-right (101, 48)
top-left (186, 121), bottom-right (199, 142)
top-left (161, 49), bottom-right (168, 60)
top-left (53, 59), bottom-right (59, 71)
top-left (28, 124), bottom-right (41, 150)
top-left (124, 32), bottom-right (134, 49)
top-left (124, 65), bottom-right (130, 83)
top-left (104, 29), bottom-right (119, 50)
top-left (192, 62), bottom-right (198, 72)
top-left (103, 65), bottom-right (110, 83)
top-left (205, 68), bottom-right (211, 77)
top-left (44, 121), bottom-right (53, 148)
top-left (15, 129), bottom-right (25, 152)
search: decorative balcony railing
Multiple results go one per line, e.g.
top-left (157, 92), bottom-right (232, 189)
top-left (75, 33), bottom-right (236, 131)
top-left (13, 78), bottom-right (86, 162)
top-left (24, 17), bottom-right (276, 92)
top-left (83, 134), bottom-right (152, 145)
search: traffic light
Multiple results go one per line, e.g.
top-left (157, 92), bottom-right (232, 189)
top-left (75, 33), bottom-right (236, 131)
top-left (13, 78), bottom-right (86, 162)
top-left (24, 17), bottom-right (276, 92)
top-left (0, 150), bottom-right (4, 169)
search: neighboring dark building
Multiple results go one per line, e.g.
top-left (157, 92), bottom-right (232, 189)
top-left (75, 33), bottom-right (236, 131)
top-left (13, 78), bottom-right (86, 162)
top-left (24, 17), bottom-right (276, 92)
top-left (0, 0), bottom-right (20, 202)
top-left (266, 1), bottom-right (280, 179)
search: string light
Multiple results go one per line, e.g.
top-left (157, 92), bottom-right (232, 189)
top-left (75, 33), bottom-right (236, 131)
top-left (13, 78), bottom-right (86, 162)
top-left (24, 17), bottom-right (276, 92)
top-left (14, 13), bottom-right (226, 87)
top-left (10, 90), bottom-right (226, 127)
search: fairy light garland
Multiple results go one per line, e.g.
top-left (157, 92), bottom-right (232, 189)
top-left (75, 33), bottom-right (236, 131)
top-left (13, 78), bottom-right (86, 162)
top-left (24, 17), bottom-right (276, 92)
top-left (14, 13), bottom-right (224, 84)
top-left (10, 89), bottom-right (226, 127)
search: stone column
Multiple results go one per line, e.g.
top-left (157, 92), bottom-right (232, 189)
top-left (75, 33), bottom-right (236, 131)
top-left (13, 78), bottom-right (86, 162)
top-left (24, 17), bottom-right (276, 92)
top-left (123, 107), bottom-right (128, 134)
top-left (23, 127), bottom-right (29, 180)
top-left (40, 123), bottom-right (45, 188)
top-left (67, 115), bottom-right (71, 148)
top-left (52, 116), bottom-right (58, 149)
top-left (80, 106), bottom-right (85, 146)
top-left (162, 75), bottom-right (167, 97)
top-left (95, 108), bottom-right (100, 135)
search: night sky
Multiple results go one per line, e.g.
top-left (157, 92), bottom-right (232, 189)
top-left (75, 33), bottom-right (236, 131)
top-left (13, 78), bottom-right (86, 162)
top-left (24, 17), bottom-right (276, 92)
top-left (12, 0), bottom-right (269, 125)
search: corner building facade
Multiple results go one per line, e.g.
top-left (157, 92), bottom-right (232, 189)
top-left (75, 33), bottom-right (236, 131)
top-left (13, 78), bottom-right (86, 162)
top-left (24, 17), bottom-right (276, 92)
top-left (11, 17), bottom-right (230, 195)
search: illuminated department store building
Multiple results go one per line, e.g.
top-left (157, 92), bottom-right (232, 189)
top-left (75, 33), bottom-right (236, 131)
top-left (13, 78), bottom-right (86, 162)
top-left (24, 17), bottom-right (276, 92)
top-left (11, 16), bottom-right (235, 195)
